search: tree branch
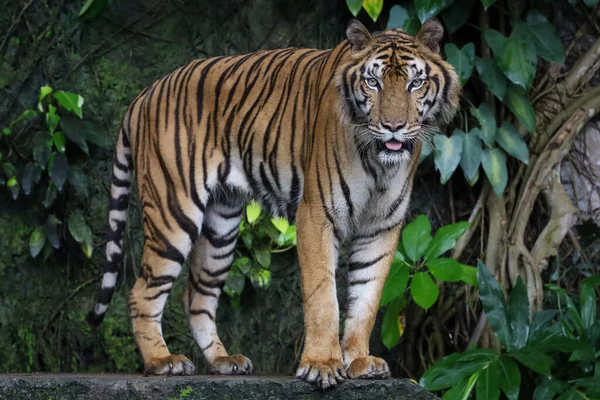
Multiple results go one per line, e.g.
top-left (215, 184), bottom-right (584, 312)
top-left (564, 35), bottom-right (600, 94)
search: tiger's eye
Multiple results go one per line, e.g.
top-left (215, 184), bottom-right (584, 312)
top-left (411, 79), bottom-right (424, 91)
top-left (365, 78), bottom-right (379, 89)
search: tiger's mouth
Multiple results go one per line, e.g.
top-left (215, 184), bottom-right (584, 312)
top-left (378, 139), bottom-right (414, 154)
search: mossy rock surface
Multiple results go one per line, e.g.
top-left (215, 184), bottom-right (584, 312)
top-left (0, 374), bottom-right (438, 400)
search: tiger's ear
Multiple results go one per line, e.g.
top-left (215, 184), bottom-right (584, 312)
top-left (346, 20), bottom-right (374, 52)
top-left (416, 18), bottom-right (444, 53)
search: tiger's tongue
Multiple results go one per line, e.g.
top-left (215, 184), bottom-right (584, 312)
top-left (385, 140), bottom-right (403, 151)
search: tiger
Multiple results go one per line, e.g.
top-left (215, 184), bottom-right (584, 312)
top-left (87, 18), bottom-right (460, 388)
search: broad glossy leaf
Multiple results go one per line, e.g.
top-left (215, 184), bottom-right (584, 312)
top-left (9, 109), bottom-right (37, 128)
top-left (504, 84), bottom-right (536, 134)
top-left (254, 246), bottom-right (271, 268)
top-left (481, 0), bottom-right (497, 10)
top-left (530, 329), bottom-right (592, 353)
top-left (363, 0), bottom-right (384, 21)
top-left (49, 153), bottom-right (69, 191)
top-left (20, 162), bottom-right (40, 196)
top-left (250, 267), bottom-right (271, 289)
top-left (470, 103), bottom-right (496, 148)
top-left (533, 377), bottom-right (568, 400)
top-left (33, 132), bottom-right (51, 168)
top-left (420, 349), bottom-right (498, 391)
top-left (346, 0), bottom-right (362, 16)
top-left (557, 389), bottom-right (589, 400)
top-left (485, 29), bottom-right (536, 90)
top-left (381, 296), bottom-right (407, 349)
top-left (445, 43), bottom-right (475, 85)
top-left (401, 214), bottom-right (432, 262)
top-left (29, 227), bottom-right (45, 258)
top-left (224, 270), bottom-right (246, 295)
top-left (246, 201), bottom-right (261, 225)
top-left (380, 259), bottom-right (410, 306)
top-left (581, 281), bottom-right (597, 329)
top-left (440, 0), bottom-right (474, 34)
top-left (43, 183), bottom-right (57, 209)
top-left (45, 215), bottom-right (61, 249)
top-left (546, 284), bottom-right (584, 334)
top-left (459, 130), bottom-right (483, 182)
top-left (68, 166), bottom-right (89, 198)
top-left (424, 221), bottom-right (469, 261)
top-left (427, 257), bottom-right (462, 282)
top-left (53, 91), bottom-right (84, 118)
top-left (530, 310), bottom-right (557, 340)
top-left (475, 57), bottom-right (508, 100)
top-left (442, 374), bottom-right (479, 400)
top-left (513, 11), bottom-right (564, 64)
top-left (498, 356), bottom-right (521, 400)
top-left (477, 260), bottom-right (511, 347)
top-left (411, 272), bottom-right (439, 310)
top-left (434, 134), bottom-right (463, 184)
top-left (271, 217), bottom-right (289, 234)
top-left (415, 0), bottom-right (453, 23)
top-left (496, 122), bottom-right (529, 164)
top-left (460, 264), bottom-right (478, 286)
top-left (387, 5), bottom-right (421, 35)
top-left (52, 131), bottom-right (66, 152)
top-left (39, 85), bottom-right (52, 101)
top-left (476, 359), bottom-right (500, 400)
top-left (510, 348), bottom-right (553, 376)
top-left (482, 148), bottom-right (508, 196)
top-left (46, 105), bottom-right (59, 134)
top-left (68, 214), bottom-right (92, 245)
top-left (508, 277), bottom-right (530, 349)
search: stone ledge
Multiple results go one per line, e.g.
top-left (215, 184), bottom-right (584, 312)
top-left (0, 374), bottom-right (439, 400)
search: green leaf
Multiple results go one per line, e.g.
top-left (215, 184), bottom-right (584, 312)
top-left (529, 310), bottom-right (557, 340)
top-left (581, 281), bottom-right (597, 329)
top-left (533, 378), bottom-right (568, 400)
top-left (420, 349), bottom-right (498, 391)
top-left (476, 359), bottom-right (500, 400)
top-left (411, 272), bottom-right (439, 310)
top-left (380, 259), bottom-right (410, 306)
top-left (434, 134), bottom-right (463, 184)
top-left (485, 29), bottom-right (537, 90)
top-left (20, 162), bottom-right (40, 196)
top-left (9, 109), bottom-right (37, 128)
top-left (424, 221), bottom-right (469, 261)
top-left (470, 103), bottom-right (496, 148)
top-left (29, 227), bottom-right (45, 258)
top-left (545, 284), bottom-right (585, 334)
top-left (475, 57), bottom-right (509, 100)
top-left (271, 217), bottom-right (289, 234)
top-left (79, 0), bottom-right (110, 20)
top-left (2, 127), bottom-right (11, 136)
top-left (445, 43), bottom-right (475, 85)
top-left (68, 166), bottom-right (89, 199)
top-left (224, 269), bottom-right (246, 295)
top-left (498, 356), bottom-right (521, 400)
top-left (43, 183), bottom-right (57, 209)
top-left (39, 85), bottom-right (53, 102)
top-left (401, 214), bottom-right (432, 262)
top-left (68, 214), bottom-right (92, 244)
top-left (381, 296), bottom-right (407, 349)
top-left (346, 0), bottom-right (363, 16)
top-left (508, 277), bottom-right (529, 350)
top-left (477, 260), bottom-right (511, 347)
top-left (482, 148), bottom-right (508, 196)
top-left (52, 131), bottom-right (66, 153)
top-left (45, 215), bottom-right (61, 249)
top-left (480, 0), bottom-right (497, 10)
top-left (440, 0), bottom-right (475, 34)
top-left (530, 330), bottom-right (592, 353)
top-left (510, 348), bottom-right (553, 377)
top-left (414, 0), bottom-right (453, 23)
top-left (427, 257), bottom-right (462, 282)
top-left (254, 246), bottom-right (271, 268)
top-left (513, 11), bottom-right (564, 65)
top-left (250, 267), bottom-right (271, 289)
top-left (442, 374), bottom-right (479, 400)
top-left (458, 130), bottom-right (483, 183)
top-left (32, 132), bottom-right (51, 168)
top-left (246, 201), bottom-right (261, 225)
top-left (583, 0), bottom-right (600, 6)
top-left (53, 91), bottom-right (84, 118)
top-left (363, 0), bottom-right (383, 21)
top-left (7, 176), bottom-right (19, 200)
top-left (496, 122), bottom-right (529, 164)
top-left (387, 5), bottom-right (421, 35)
top-left (49, 153), bottom-right (69, 191)
top-left (61, 116), bottom-right (111, 152)
top-left (460, 264), bottom-right (478, 286)
top-left (46, 105), bottom-right (60, 134)
top-left (504, 83), bottom-right (536, 134)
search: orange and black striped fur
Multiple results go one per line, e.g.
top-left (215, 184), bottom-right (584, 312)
top-left (87, 19), bottom-right (460, 388)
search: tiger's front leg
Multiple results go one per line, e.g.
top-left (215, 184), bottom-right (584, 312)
top-left (342, 226), bottom-right (400, 379)
top-left (294, 199), bottom-right (347, 389)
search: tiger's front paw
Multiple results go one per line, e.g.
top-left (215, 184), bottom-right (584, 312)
top-left (144, 354), bottom-right (195, 375)
top-left (346, 356), bottom-right (389, 379)
top-left (211, 354), bottom-right (253, 375)
top-left (296, 357), bottom-right (347, 390)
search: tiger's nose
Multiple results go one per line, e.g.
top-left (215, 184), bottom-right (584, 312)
top-left (382, 121), bottom-right (407, 132)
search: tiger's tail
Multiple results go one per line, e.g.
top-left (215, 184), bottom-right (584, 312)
top-left (87, 125), bottom-right (132, 326)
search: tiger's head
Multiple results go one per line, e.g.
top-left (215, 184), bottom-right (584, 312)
top-left (337, 19), bottom-right (461, 165)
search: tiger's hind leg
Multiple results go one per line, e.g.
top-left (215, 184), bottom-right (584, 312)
top-left (129, 196), bottom-right (204, 375)
top-left (185, 199), bottom-right (253, 375)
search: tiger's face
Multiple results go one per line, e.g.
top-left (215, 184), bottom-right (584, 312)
top-left (339, 19), bottom-right (460, 165)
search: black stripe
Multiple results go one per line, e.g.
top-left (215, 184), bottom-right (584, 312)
top-left (347, 253), bottom-right (388, 272)
top-left (190, 309), bottom-right (215, 321)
